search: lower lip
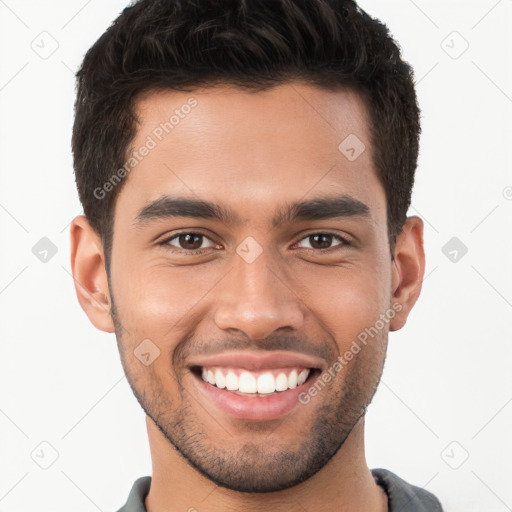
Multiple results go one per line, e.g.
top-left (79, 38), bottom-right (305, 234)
top-left (192, 371), bottom-right (318, 421)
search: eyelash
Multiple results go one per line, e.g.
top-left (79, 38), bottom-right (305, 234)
top-left (157, 231), bottom-right (352, 254)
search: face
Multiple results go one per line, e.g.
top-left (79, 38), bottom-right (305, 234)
top-left (73, 83), bottom-right (423, 493)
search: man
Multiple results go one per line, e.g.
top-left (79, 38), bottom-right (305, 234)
top-left (69, 0), bottom-right (444, 510)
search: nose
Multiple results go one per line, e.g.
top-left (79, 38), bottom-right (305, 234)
top-left (213, 249), bottom-right (305, 341)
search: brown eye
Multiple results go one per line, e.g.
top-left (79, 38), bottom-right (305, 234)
top-left (176, 233), bottom-right (204, 250)
top-left (309, 234), bottom-right (333, 249)
top-left (159, 232), bottom-right (218, 253)
top-left (296, 233), bottom-right (350, 251)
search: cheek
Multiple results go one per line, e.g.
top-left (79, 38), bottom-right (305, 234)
top-left (111, 261), bottom-right (220, 341)
top-left (296, 261), bottom-right (391, 352)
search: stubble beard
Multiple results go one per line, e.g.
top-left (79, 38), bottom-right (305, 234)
top-left (110, 299), bottom-right (386, 493)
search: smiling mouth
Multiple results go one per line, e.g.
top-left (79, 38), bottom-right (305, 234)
top-left (190, 365), bottom-right (321, 397)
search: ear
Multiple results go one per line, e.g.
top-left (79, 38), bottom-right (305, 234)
top-left (69, 215), bottom-right (115, 333)
top-left (389, 216), bottom-right (425, 332)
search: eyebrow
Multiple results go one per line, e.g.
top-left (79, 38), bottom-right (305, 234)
top-left (133, 194), bottom-right (370, 229)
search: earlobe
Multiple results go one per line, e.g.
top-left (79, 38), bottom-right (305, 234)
top-left (389, 216), bottom-right (425, 332)
top-left (69, 215), bottom-right (115, 333)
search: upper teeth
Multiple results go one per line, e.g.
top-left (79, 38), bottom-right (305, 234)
top-left (200, 367), bottom-right (310, 394)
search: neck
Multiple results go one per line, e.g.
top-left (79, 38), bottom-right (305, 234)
top-left (144, 416), bottom-right (388, 512)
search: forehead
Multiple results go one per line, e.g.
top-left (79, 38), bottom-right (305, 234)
top-left (116, 83), bottom-right (385, 226)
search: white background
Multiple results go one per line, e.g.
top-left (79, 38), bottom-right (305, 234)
top-left (0, 1), bottom-right (511, 511)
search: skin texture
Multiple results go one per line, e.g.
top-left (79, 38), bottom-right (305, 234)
top-left (70, 83), bottom-right (425, 512)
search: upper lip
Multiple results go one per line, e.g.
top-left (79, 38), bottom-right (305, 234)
top-left (188, 350), bottom-right (326, 371)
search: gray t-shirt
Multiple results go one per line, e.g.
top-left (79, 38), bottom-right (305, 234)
top-left (116, 468), bottom-right (444, 511)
